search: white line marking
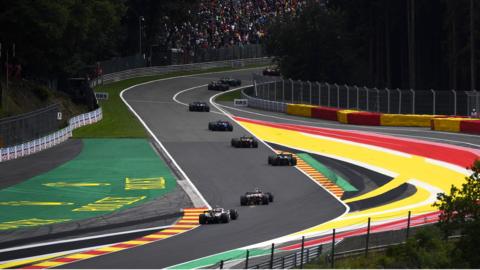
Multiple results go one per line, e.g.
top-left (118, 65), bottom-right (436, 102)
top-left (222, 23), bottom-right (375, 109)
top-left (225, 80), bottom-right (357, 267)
top-left (120, 81), bottom-right (211, 209)
top-left (0, 243), bottom-right (116, 265)
top-left (0, 225), bottom-right (171, 253)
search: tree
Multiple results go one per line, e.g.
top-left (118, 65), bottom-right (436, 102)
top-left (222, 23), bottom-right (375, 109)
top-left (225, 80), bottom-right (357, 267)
top-left (434, 159), bottom-right (480, 268)
top-left (265, 3), bottom-right (352, 83)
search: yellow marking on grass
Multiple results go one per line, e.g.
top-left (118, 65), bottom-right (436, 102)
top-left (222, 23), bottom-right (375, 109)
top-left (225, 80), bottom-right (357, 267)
top-left (125, 177), bottom-right (165, 190)
top-left (0, 218), bottom-right (70, 230)
top-left (72, 196), bottom-right (146, 212)
top-left (43, 182), bottom-right (111, 187)
top-left (0, 201), bottom-right (73, 206)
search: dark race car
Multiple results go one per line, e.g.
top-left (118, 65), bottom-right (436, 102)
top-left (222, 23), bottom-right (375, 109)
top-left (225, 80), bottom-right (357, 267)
top-left (268, 152), bottom-right (297, 166)
top-left (240, 188), bottom-right (274, 206)
top-left (219, 77), bottom-right (242, 87)
top-left (262, 67), bottom-right (281, 76)
top-left (208, 81), bottom-right (230, 91)
top-left (199, 207), bottom-right (239, 224)
top-left (189, 101), bottom-right (210, 112)
top-left (208, 120), bottom-right (233, 131)
top-left (231, 136), bottom-right (258, 148)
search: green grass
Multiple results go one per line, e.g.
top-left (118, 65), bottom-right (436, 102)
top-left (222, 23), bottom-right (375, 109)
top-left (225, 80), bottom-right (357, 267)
top-left (73, 64), bottom-right (266, 138)
top-left (215, 89), bottom-right (243, 102)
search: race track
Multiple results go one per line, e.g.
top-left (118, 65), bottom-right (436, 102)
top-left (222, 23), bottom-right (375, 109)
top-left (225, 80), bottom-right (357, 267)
top-left (62, 69), bottom-right (347, 268)
top-left (8, 68), bottom-right (480, 269)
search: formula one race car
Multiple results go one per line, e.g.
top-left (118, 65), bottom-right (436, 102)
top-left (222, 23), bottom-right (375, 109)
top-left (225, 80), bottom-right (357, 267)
top-left (240, 188), bottom-right (274, 206)
top-left (189, 101), bottom-right (210, 112)
top-left (208, 81), bottom-right (230, 91)
top-left (199, 207), bottom-right (239, 224)
top-left (268, 152), bottom-right (297, 166)
top-left (208, 120), bottom-right (234, 131)
top-left (262, 67), bottom-right (281, 76)
top-left (219, 77), bottom-right (242, 87)
top-left (231, 136), bottom-right (258, 148)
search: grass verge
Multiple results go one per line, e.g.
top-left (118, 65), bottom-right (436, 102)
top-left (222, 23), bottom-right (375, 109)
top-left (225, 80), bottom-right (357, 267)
top-left (73, 64), bottom-right (266, 138)
top-left (214, 89), bottom-right (243, 102)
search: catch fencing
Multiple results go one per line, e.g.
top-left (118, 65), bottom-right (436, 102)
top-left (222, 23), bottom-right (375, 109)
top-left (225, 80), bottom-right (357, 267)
top-left (0, 104), bottom-right (60, 148)
top-left (0, 108), bottom-right (102, 163)
top-left (250, 74), bottom-right (480, 116)
top-left (100, 44), bottom-right (265, 74)
top-left (206, 210), bottom-right (441, 269)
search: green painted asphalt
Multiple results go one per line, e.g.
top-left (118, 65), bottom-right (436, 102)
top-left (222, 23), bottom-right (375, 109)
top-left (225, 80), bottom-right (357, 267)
top-left (297, 153), bottom-right (357, 192)
top-left (168, 248), bottom-right (272, 269)
top-left (0, 139), bottom-right (176, 231)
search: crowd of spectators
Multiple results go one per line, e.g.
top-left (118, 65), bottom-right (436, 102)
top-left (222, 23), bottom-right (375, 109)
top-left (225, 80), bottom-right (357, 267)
top-left (159, 0), bottom-right (310, 52)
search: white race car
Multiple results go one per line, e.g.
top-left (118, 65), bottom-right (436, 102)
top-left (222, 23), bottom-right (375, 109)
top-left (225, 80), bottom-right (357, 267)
top-left (199, 207), bottom-right (239, 224)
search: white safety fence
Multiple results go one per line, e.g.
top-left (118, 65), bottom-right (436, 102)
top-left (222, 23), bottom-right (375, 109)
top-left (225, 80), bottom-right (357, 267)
top-left (0, 108), bottom-right (102, 163)
top-left (241, 85), bottom-right (288, 113)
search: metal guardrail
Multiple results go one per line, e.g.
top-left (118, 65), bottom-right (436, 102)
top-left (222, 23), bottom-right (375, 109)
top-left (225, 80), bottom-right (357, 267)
top-left (100, 57), bottom-right (272, 84)
top-left (251, 74), bottom-right (480, 116)
top-left (0, 104), bottom-right (60, 147)
top-left (0, 108), bottom-right (102, 163)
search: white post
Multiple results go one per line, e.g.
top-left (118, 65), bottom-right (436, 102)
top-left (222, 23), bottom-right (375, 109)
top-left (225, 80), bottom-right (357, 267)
top-left (317, 82), bottom-right (322, 105)
top-left (290, 79), bottom-right (294, 103)
top-left (375, 87), bottom-right (380, 112)
top-left (282, 79), bottom-right (285, 102)
top-left (397, 88), bottom-right (402, 114)
top-left (335, 83), bottom-right (340, 108)
top-left (274, 81), bottom-right (277, 101)
top-left (300, 81), bottom-right (304, 104)
top-left (346, 84), bottom-right (350, 109)
top-left (431, 89), bottom-right (436, 115)
top-left (365, 86), bottom-right (369, 111)
top-left (452, 89), bottom-right (457, 115)
top-left (355, 85), bottom-right (359, 109)
top-left (254, 81), bottom-right (258, 96)
top-left (309, 81), bottom-right (312, 104)
top-left (410, 89), bottom-right (415, 114)
top-left (326, 83), bottom-right (331, 107)
top-left (386, 88), bottom-right (391, 113)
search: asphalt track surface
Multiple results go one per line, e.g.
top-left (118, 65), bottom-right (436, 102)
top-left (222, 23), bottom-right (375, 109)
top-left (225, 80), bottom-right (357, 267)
top-left (64, 68), bottom-right (480, 268)
top-left (0, 139), bottom-right (83, 189)
top-left (64, 69), bottom-right (347, 269)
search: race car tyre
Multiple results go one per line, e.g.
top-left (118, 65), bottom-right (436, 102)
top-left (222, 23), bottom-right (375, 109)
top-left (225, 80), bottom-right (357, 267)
top-left (231, 138), bottom-right (239, 147)
top-left (208, 123), bottom-right (214, 130)
top-left (189, 106), bottom-right (193, 111)
top-left (252, 141), bottom-right (258, 148)
top-left (266, 192), bottom-right (274, 202)
top-left (221, 213), bottom-right (230, 223)
top-left (291, 158), bottom-right (297, 166)
top-left (230, 209), bottom-right (239, 220)
top-left (228, 126), bottom-right (233, 132)
top-left (199, 214), bottom-right (207, 225)
top-left (262, 196), bottom-right (269, 205)
top-left (206, 107), bottom-right (210, 112)
top-left (240, 196), bottom-right (248, 206)
top-left (268, 156), bottom-right (274, 165)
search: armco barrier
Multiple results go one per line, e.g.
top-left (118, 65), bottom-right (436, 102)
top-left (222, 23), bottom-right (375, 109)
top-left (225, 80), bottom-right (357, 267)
top-left (286, 104), bottom-right (315, 117)
top-left (312, 107), bottom-right (340, 121)
top-left (0, 108), bottom-right (102, 163)
top-left (459, 120), bottom-right (480, 135)
top-left (347, 112), bottom-right (381, 126)
top-left (430, 118), bottom-right (463, 132)
top-left (380, 114), bottom-right (435, 127)
top-left (103, 57), bottom-right (272, 84)
top-left (337, 110), bottom-right (358, 124)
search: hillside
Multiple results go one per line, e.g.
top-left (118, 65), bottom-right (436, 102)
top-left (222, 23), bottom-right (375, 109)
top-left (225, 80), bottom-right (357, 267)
top-left (0, 80), bottom-right (89, 126)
